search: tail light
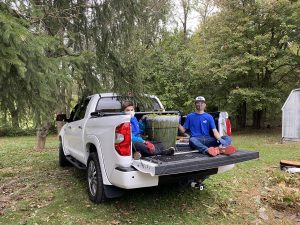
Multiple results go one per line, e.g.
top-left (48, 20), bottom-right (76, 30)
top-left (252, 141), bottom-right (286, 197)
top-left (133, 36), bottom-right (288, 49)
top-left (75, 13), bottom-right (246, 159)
top-left (226, 118), bottom-right (232, 136)
top-left (115, 122), bottom-right (131, 156)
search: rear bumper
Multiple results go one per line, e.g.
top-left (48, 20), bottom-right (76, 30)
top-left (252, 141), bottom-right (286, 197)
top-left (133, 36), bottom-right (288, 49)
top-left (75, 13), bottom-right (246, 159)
top-left (109, 167), bottom-right (159, 189)
top-left (109, 164), bottom-right (236, 189)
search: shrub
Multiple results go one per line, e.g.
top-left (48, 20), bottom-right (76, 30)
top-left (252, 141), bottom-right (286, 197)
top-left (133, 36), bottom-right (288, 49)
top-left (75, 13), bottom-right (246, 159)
top-left (0, 124), bottom-right (57, 137)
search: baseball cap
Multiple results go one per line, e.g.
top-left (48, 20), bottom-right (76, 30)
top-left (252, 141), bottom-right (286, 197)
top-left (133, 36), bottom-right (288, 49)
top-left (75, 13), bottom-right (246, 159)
top-left (195, 96), bottom-right (206, 102)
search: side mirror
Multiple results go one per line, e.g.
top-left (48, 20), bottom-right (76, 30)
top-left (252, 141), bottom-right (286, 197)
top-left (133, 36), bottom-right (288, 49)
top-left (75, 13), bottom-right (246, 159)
top-left (56, 114), bottom-right (67, 121)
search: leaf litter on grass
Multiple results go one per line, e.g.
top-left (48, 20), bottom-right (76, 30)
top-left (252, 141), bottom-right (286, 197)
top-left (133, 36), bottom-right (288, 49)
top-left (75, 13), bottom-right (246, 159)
top-left (260, 168), bottom-right (300, 223)
top-left (0, 165), bottom-right (72, 218)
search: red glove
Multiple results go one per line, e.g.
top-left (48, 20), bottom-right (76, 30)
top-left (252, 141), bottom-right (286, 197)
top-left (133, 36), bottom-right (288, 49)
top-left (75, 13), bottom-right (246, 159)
top-left (145, 141), bottom-right (155, 153)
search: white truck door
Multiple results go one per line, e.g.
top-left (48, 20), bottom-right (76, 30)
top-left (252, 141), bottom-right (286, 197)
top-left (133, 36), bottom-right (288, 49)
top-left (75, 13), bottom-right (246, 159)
top-left (66, 98), bottom-right (90, 161)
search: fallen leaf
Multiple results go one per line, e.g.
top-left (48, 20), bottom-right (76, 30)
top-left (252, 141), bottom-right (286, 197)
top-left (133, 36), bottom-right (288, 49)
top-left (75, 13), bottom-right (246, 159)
top-left (111, 220), bottom-right (120, 225)
top-left (290, 214), bottom-right (297, 220)
top-left (259, 211), bottom-right (268, 221)
top-left (274, 210), bottom-right (283, 219)
top-left (278, 182), bottom-right (286, 188)
top-left (250, 219), bottom-right (261, 225)
top-left (258, 207), bottom-right (268, 221)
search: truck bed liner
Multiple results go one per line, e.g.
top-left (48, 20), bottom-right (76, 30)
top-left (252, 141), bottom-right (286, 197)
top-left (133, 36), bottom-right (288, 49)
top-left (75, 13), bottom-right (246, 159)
top-left (141, 149), bottom-right (259, 176)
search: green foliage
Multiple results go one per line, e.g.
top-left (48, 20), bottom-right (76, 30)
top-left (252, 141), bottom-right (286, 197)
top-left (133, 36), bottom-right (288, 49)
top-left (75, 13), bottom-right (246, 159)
top-left (91, 0), bottom-right (171, 96)
top-left (193, 0), bottom-right (300, 126)
top-left (0, 3), bottom-right (66, 127)
top-left (0, 0), bottom-right (172, 134)
top-left (1, 0), bottom-right (299, 131)
top-left (0, 126), bottom-right (36, 137)
top-left (0, 124), bottom-right (56, 137)
top-left (228, 88), bottom-right (281, 112)
top-left (141, 33), bottom-right (198, 113)
top-left (139, 0), bottom-right (300, 129)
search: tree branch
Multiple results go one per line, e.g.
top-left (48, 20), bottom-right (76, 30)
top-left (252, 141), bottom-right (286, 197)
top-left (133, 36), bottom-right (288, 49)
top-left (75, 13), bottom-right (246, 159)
top-left (273, 65), bottom-right (300, 85)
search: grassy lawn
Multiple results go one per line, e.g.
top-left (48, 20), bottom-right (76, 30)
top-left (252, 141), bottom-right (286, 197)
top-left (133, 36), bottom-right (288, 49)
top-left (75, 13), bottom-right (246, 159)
top-left (1, 129), bottom-right (300, 225)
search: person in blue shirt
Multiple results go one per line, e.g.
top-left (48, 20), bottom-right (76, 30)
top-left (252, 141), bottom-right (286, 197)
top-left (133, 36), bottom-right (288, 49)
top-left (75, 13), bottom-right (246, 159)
top-left (122, 101), bottom-right (174, 159)
top-left (178, 96), bottom-right (236, 157)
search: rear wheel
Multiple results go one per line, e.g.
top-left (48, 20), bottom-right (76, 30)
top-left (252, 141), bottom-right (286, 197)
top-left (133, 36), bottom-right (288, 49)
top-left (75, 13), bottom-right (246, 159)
top-left (87, 152), bottom-right (106, 203)
top-left (59, 141), bottom-right (71, 167)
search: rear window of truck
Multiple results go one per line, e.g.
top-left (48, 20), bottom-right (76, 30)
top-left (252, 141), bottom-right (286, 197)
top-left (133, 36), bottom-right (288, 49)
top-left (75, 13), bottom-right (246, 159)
top-left (95, 96), bottom-right (162, 112)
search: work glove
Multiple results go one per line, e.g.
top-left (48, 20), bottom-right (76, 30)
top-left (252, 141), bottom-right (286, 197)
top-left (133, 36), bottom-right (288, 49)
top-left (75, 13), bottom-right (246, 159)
top-left (218, 138), bottom-right (227, 146)
top-left (145, 141), bottom-right (155, 153)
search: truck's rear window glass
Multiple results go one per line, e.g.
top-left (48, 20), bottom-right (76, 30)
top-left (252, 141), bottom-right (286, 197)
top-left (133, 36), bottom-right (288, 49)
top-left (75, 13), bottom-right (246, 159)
top-left (96, 98), bottom-right (122, 112)
top-left (95, 96), bottom-right (162, 112)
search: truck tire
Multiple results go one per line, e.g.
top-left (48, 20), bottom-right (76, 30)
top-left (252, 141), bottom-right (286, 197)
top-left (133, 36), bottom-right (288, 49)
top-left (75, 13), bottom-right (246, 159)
top-left (59, 141), bottom-right (71, 167)
top-left (87, 152), bottom-right (106, 203)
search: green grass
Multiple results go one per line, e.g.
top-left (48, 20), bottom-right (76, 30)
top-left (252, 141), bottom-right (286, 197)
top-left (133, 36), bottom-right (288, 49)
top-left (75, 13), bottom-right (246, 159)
top-left (1, 129), bottom-right (300, 225)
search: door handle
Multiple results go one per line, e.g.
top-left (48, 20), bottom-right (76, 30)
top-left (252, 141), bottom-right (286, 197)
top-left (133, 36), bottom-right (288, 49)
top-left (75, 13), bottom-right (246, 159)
top-left (78, 126), bottom-right (82, 129)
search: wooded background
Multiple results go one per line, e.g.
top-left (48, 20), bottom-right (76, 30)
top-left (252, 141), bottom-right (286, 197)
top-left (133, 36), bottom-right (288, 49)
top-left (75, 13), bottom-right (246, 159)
top-left (0, 0), bottom-right (300, 147)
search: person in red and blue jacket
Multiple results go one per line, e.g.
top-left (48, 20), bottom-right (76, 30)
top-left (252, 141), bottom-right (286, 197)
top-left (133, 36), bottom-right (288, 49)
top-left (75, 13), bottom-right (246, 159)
top-left (122, 101), bottom-right (174, 159)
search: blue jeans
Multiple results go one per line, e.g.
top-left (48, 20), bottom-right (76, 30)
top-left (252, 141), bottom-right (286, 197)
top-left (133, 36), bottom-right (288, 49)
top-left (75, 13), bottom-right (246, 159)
top-left (189, 136), bottom-right (232, 154)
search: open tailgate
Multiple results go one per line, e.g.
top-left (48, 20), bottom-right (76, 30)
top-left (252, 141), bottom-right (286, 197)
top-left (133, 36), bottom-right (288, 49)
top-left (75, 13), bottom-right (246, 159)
top-left (132, 149), bottom-right (259, 176)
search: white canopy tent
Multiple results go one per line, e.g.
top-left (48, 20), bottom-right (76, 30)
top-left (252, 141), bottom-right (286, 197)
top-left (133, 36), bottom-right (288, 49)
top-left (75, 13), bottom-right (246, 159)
top-left (282, 88), bottom-right (300, 142)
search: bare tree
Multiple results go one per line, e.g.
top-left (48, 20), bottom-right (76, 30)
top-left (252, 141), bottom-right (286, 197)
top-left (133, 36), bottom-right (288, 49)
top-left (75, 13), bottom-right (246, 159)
top-left (192, 0), bottom-right (217, 45)
top-left (192, 0), bottom-right (216, 24)
top-left (168, 0), bottom-right (216, 40)
top-left (181, 0), bottom-right (191, 41)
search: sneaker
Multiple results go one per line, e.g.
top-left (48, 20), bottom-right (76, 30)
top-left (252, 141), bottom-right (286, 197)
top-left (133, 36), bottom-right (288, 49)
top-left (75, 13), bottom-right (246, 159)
top-left (162, 147), bottom-right (175, 156)
top-left (207, 147), bottom-right (220, 157)
top-left (219, 145), bottom-right (237, 155)
top-left (133, 151), bottom-right (142, 160)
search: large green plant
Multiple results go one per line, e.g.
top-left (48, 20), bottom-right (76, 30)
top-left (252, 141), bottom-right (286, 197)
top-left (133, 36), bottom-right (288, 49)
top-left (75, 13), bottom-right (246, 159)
top-left (0, 3), bottom-right (63, 128)
top-left (194, 0), bottom-right (300, 128)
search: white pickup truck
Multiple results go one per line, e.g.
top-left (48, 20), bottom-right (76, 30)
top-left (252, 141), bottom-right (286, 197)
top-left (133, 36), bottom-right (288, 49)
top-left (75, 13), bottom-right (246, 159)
top-left (57, 93), bottom-right (259, 203)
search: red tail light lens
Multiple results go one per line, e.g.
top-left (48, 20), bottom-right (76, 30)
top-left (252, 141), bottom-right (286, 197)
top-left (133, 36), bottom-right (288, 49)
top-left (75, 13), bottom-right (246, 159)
top-left (226, 118), bottom-right (232, 136)
top-left (115, 122), bottom-right (131, 156)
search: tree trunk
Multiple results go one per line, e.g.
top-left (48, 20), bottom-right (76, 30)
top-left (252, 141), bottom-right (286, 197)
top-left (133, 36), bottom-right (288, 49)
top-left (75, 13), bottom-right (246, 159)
top-left (252, 110), bottom-right (264, 129)
top-left (8, 107), bottom-right (19, 128)
top-left (2, 110), bottom-right (8, 126)
top-left (36, 122), bottom-right (51, 150)
top-left (56, 121), bottom-right (65, 134)
top-left (181, 0), bottom-right (190, 41)
top-left (56, 105), bottom-right (66, 134)
top-left (55, 86), bottom-right (70, 134)
top-left (235, 102), bottom-right (247, 130)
